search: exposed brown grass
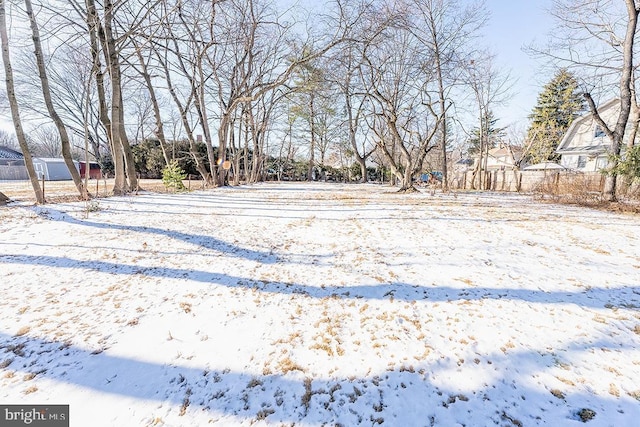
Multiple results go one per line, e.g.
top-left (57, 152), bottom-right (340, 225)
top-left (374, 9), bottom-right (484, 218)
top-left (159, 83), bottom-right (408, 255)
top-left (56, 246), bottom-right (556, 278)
top-left (1, 179), bottom-right (177, 203)
top-left (532, 174), bottom-right (640, 213)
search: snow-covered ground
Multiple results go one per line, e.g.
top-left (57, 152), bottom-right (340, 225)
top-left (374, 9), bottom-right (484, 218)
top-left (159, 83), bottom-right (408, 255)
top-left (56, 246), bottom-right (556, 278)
top-left (1, 182), bottom-right (639, 426)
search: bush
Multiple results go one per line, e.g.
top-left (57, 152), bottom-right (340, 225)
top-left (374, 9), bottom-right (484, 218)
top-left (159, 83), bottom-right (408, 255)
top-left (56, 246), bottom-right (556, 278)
top-left (610, 144), bottom-right (640, 183)
top-left (162, 161), bottom-right (187, 192)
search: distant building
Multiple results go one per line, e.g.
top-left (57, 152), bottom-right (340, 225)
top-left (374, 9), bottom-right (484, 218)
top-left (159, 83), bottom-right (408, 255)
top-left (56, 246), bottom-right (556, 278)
top-left (470, 144), bottom-right (524, 171)
top-left (0, 146), bottom-right (82, 181)
top-left (556, 99), bottom-right (634, 171)
top-left (32, 158), bottom-right (79, 181)
top-left (79, 161), bottom-right (102, 179)
top-left (0, 145), bottom-right (28, 180)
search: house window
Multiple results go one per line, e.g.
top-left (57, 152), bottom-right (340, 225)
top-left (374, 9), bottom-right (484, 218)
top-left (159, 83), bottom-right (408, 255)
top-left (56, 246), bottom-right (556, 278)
top-left (577, 156), bottom-right (587, 168)
top-left (596, 157), bottom-right (608, 170)
top-left (594, 125), bottom-right (606, 138)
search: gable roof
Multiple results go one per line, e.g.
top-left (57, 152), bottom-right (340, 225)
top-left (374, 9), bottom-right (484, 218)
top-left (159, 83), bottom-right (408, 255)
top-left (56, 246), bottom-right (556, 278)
top-left (0, 145), bottom-right (23, 159)
top-left (488, 146), bottom-right (523, 159)
top-left (556, 99), bottom-right (619, 154)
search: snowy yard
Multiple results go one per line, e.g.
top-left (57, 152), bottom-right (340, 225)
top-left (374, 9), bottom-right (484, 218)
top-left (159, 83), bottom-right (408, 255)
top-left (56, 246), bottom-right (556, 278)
top-left (0, 182), bottom-right (639, 426)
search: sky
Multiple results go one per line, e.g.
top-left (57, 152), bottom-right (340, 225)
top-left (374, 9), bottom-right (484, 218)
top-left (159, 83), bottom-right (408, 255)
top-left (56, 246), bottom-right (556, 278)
top-left (482, 0), bottom-right (556, 131)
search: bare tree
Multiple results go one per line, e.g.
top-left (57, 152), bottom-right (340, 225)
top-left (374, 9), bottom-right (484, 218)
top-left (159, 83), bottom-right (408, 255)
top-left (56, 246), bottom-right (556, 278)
top-left (0, 0), bottom-right (44, 203)
top-left (407, 0), bottom-right (489, 192)
top-left (128, 30), bottom-right (171, 166)
top-left (466, 53), bottom-right (512, 189)
top-left (152, 40), bottom-right (211, 181)
top-left (14, 41), bottom-right (106, 163)
top-left (24, 0), bottom-right (87, 198)
top-left (0, 129), bottom-right (17, 149)
top-left (359, 2), bottom-right (442, 192)
top-left (27, 125), bottom-right (62, 157)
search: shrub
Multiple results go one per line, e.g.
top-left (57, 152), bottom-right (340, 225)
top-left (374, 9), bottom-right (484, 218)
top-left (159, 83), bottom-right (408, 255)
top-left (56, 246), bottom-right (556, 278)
top-left (610, 144), bottom-right (640, 183)
top-left (162, 161), bottom-right (187, 192)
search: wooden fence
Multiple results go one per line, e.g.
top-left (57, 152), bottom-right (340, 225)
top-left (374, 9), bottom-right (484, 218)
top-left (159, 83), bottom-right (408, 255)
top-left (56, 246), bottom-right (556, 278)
top-left (451, 170), bottom-right (606, 194)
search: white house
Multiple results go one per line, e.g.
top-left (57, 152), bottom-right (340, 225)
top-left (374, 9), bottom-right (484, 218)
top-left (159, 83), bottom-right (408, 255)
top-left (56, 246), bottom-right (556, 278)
top-left (469, 145), bottom-right (523, 171)
top-left (486, 145), bottom-right (523, 170)
top-left (556, 99), bottom-right (634, 172)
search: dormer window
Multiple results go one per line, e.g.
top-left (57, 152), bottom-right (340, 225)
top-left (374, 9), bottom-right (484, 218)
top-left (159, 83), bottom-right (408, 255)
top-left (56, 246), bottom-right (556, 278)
top-left (594, 125), bottom-right (606, 138)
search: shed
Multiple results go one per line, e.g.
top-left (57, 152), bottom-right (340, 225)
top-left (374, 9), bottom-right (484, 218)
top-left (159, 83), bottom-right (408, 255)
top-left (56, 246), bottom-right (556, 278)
top-left (32, 158), bottom-right (79, 181)
top-left (79, 161), bottom-right (102, 179)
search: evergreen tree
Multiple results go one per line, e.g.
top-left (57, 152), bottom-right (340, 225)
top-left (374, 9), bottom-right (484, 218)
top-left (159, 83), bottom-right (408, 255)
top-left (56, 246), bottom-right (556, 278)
top-left (526, 69), bottom-right (585, 164)
top-left (467, 111), bottom-right (506, 155)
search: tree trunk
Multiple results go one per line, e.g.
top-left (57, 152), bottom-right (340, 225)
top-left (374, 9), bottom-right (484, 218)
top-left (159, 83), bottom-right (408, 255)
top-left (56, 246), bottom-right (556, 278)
top-left (25, 0), bottom-right (86, 198)
top-left (103, 0), bottom-right (136, 194)
top-left (307, 93), bottom-right (316, 181)
top-left (0, 0), bottom-right (44, 203)
top-left (346, 90), bottom-right (368, 183)
top-left (432, 29), bottom-right (448, 193)
top-left (589, 1), bottom-right (638, 201)
top-left (217, 114), bottom-right (230, 186)
top-left (398, 161), bottom-right (416, 192)
top-left (85, 0), bottom-right (113, 168)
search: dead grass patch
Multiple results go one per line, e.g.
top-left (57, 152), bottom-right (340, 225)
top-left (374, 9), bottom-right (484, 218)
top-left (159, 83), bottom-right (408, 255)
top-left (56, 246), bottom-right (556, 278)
top-left (23, 386), bottom-right (38, 395)
top-left (276, 357), bottom-right (304, 374)
top-left (15, 326), bottom-right (31, 337)
top-left (608, 383), bottom-right (620, 397)
top-left (178, 388), bottom-right (192, 416)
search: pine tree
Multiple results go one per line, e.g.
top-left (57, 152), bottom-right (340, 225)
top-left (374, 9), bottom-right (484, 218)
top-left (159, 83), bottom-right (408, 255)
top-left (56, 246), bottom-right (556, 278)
top-left (162, 160), bottom-right (187, 192)
top-left (467, 110), bottom-right (506, 155)
top-left (526, 69), bottom-right (585, 164)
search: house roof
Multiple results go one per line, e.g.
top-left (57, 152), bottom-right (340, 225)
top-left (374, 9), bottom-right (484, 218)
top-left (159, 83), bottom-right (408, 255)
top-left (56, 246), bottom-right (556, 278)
top-left (556, 98), bottom-right (619, 153)
top-left (524, 162), bottom-right (566, 171)
top-left (34, 157), bottom-right (70, 162)
top-left (556, 144), bottom-right (608, 154)
top-left (488, 146), bottom-right (523, 159)
top-left (0, 145), bottom-right (23, 159)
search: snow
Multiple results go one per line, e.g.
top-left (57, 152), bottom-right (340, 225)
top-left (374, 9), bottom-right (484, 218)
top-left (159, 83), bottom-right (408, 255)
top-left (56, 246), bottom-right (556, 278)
top-left (0, 182), bottom-right (639, 426)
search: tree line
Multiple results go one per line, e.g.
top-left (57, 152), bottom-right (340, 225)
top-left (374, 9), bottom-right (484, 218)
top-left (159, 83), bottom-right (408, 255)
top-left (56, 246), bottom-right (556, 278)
top-left (0, 0), bottom-right (639, 203)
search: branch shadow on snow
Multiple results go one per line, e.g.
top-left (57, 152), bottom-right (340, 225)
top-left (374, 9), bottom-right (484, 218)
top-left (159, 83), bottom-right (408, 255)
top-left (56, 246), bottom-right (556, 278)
top-left (1, 254), bottom-right (638, 310)
top-left (31, 207), bottom-right (277, 264)
top-left (0, 330), bottom-right (637, 425)
top-left (31, 193), bottom-right (619, 225)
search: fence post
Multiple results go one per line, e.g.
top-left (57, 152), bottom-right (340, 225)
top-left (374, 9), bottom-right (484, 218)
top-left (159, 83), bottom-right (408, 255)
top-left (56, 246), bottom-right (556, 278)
top-left (517, 172), bottom-right (523, 193)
